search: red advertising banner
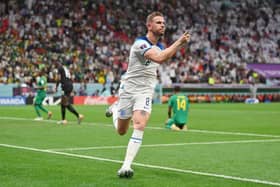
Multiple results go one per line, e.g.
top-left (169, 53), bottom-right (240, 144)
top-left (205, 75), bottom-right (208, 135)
top-left (73, 96), bottom-right (118, 105)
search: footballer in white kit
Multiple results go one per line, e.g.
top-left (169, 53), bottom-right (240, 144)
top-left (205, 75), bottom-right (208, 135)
top-left (117, 36), bottom-right (164, 119)
top-left (105, 11), bottom-right (190, 178)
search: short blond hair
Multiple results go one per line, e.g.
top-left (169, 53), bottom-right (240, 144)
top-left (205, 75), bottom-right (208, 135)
top-left (146, 11), bottom-right (164, 24)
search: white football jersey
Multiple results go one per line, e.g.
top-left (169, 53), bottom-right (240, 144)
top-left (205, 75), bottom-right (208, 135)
top-left (123, 36), bottom-right (164, 94)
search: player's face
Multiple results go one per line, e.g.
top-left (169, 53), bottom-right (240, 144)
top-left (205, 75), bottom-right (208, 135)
top-left (150, 16), bottom-right (165, 36)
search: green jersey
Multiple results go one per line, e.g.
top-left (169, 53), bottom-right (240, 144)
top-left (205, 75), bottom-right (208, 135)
top-left (37, 76), bottom-right (47, 92)
top-left (168, 93), bottom-right (189, 124)
top-left (35, 76), bottom-right (47, 105)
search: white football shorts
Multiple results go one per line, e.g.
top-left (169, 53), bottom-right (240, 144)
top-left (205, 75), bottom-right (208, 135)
top-left (117, 93), bottom-right (153, 119)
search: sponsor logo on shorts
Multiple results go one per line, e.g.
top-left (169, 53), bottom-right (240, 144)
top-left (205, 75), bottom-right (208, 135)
top-left (144, 106), bottom-right (150, 110)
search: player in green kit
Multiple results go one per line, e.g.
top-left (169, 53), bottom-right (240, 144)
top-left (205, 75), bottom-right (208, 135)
top-left (34, 69), bottom-right (52, 120)
top-left (165, 86), bottom-right (189, 131)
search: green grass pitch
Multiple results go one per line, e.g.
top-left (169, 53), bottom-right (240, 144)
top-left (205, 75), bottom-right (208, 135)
top-left (0, 103), bottom-right (280, 187)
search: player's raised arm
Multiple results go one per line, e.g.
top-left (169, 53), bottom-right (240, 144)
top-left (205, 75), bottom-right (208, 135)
top-left (144, 31), bottom-right (191, 64)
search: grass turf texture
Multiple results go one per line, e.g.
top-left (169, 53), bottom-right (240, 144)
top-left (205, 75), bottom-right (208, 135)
top-left (0, 103), bottom-right (279, 187)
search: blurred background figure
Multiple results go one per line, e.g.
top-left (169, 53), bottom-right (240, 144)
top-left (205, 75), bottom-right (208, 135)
top-left (33, 68), bottom-right (52, 120)
top-left (165, 86), bottom-right (190, 131)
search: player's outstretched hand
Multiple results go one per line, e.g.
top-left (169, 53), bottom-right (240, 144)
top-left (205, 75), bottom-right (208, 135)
top-left (179, 31), bottom-right (191, 46)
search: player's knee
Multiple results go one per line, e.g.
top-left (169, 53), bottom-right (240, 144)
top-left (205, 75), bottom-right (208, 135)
top-left (117, 125), bottom-right (129, 135)
top-left (117, 123), bottom-right (128, 135)
top-left (117, 129), bottom-right (127, 136)
top-left (61, 96), bottom-right (70, 106)
top-left (133, 120), bottom-right (145, 131)
top-left (117, 118), bottom-right (131, 135)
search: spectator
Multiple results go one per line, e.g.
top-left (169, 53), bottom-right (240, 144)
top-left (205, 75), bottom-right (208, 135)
top-left (0, 0), bottom-right (279, 86)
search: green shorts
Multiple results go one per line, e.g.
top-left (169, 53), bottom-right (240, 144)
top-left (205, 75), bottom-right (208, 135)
top-left (34, 91), bottom-right (46, 105)
top-left (165, 118), bottom-right (186, 129)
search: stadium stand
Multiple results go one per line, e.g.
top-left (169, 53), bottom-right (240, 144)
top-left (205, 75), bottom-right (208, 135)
top-left (0, 0), bottom-right (279, 87)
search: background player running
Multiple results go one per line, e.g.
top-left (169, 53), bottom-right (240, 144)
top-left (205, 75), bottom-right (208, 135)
top-left (33, 69), bottom-right (52, 121)
top-left (55, 61), bottom-right (84, 125)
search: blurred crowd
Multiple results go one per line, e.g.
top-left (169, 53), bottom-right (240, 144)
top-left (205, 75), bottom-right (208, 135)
top-left (0, 0), bottom-right (279, 86)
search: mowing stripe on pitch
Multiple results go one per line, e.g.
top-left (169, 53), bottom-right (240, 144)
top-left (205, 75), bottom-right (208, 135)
top-left (49, 138), bottom-right (280, 151)
top-left (194, 108), bottom-right (280, 114)
top-left (0, 143), bottom-right (280, 186)
top-left (1, 116), bottom-right (280, 138)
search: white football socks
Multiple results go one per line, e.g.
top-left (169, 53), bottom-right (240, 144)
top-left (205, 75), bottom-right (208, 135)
top-left (111, 102), bottom-right (118, 129)
top-left (122, 129), bottom-right (144, 169)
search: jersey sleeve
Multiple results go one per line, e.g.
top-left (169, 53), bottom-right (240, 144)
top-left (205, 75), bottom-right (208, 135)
top-left (134, 39), bottom-right (152, 56)
top-left (168, 95), bottom-right (175, 107)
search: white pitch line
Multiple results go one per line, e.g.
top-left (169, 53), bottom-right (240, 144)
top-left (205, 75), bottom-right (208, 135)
top-left (0, 143), bottom-right (280, 186)
top-left (189, 129), bottom-right (280, 138)
top-left (147, 126), bottom-right (280, 138)
top-left (193, 108), bottom-right (280, 114)
top-left (1, 116), bottom-right (280, 139)
top-left (49, 138), bottom-right (280, 151)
